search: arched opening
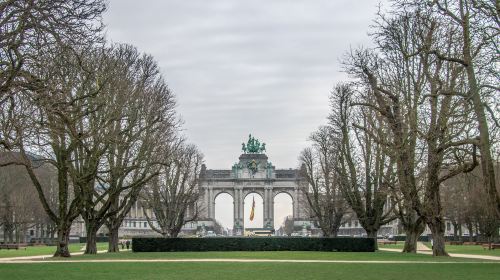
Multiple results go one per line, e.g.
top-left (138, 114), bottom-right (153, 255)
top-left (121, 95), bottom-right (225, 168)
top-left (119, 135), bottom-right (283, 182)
top-left (274, 192), bottom-right (293, 230)
top-left (214, 193), bottom-right (234, 235)
top-left (244, 192), bottom-right (263, 229)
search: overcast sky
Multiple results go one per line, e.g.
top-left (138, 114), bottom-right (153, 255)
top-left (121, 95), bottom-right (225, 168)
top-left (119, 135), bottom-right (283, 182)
top-left (104, 0), bottom-right (387, 229)
top-left (104, 0), bottom-right (388, 168)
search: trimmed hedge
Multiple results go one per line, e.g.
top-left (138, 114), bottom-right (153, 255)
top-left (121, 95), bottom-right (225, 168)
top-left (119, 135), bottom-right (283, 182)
top-left (132, 237), bottom-right (376, 252)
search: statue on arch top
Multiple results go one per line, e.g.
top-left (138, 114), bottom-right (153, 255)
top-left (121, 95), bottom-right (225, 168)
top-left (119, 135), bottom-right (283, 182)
top-left (242, 134), bottom-right (266, 154)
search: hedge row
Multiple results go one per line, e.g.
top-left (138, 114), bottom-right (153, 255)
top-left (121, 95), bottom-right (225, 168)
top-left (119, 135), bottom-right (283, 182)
top-left (132, 237), bottom-right (376, 252)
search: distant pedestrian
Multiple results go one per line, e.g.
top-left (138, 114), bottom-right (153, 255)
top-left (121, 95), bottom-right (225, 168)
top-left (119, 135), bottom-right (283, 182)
top-left (125, 240), bottom-right (130, 250)
top-left (121, 241), bottom-right (124, 250)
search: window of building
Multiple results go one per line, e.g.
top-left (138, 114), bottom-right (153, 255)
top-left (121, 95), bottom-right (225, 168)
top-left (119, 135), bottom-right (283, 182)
top-left (447, 222), bottom-right (451, 231)
top-left (144, 222), bottom-right (147, 228)
top-left (30, 230), bottom-right (34, 236)
top-left (133, 222), bottom-right (136, 228)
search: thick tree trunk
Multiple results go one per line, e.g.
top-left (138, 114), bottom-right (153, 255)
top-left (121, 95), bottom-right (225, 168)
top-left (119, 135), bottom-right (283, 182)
top-left (366, 229), bottom-right (378, 250)
top-left (54, 227), bottom-right (71, 257)
top-left (429, 218), bottom-right (448, 256)
top-left (15, 227), bottom-right (20, 243)
top-left (452, 222), bottom-right (459, 238)
top-left (458, 225), bottom-right (463, 242)
top-left (84, 223), bottom-right (99, 254)
top-left (402, 218), bottom-right (425, 253)
top-left (331, 212), bottom-right (343, 238)
top-left (108, 226), bottom-right (120, 253)
top-left (462, 17), bottom-right (500, 219)
top-left (466, 222), bottom-right (474, 242)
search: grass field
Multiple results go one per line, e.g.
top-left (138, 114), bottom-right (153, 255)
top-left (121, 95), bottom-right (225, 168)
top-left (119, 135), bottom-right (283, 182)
top-left (378, 242), bottom-right (500, 256)
top-left (1, 249), bottom-right (499, 279)
top-left (0, 243), bottom-right (108, 258)
top-left (1, 261), bottom-right (499, 280)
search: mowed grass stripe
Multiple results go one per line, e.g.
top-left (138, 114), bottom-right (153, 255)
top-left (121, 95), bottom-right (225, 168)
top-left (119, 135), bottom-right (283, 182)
top-left (0, 262), bottom-right (499, 280)
top-left (3, 258), bottom-right (500, 264)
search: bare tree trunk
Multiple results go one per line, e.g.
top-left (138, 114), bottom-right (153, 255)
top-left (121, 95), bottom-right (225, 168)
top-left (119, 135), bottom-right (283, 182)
top-left (84, 223), bottom-right (99, 254)
top-left (467, 222), bottom-right (474, 242)
top-left (54, 227), bottom-right (71, 257)
top-left (461, 15), bottom-right (500, 220)
top-left (452, 221), bottom-right (459, 238)
top-left (321, 228), bottom-right (332, 238)
top-left (458, 225), bottom-right (463, 242)
top-left (107, 225), bottom-right (120, 253)
top-left (402, 218), bottom-right (425, 253)
top-left (366, 229), bottom-right (378, 250)
top-left (429, 217), bottom-right (448, 256)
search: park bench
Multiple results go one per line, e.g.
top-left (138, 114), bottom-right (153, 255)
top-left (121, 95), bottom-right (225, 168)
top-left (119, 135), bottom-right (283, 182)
top-left (378, 240), bottom-right (397, 245)
top-left (481, 243), bottom-right (500, 250)
top-left (0, 243), bottom-right (28, 250)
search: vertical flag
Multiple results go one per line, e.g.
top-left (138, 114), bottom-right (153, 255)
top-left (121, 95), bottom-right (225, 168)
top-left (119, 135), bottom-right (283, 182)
top-left (249, 196), bottom-right (255, 221)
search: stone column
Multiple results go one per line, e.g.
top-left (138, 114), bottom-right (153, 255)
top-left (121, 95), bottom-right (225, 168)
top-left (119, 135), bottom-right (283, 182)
top-left (210, 188), bottom-right (216, 219)
top-left (239, 188), bottom-right (244, 229)
top-left (262, 188), bottom-right (266, 225)
top-left (204, 186), bottom-right (209, 219)
top-left (269, 188), bottom-right (274, 228)
top-left (233, 188), bottom-right (238, 226)
top-left (293, 187), bottom-right (299, 219)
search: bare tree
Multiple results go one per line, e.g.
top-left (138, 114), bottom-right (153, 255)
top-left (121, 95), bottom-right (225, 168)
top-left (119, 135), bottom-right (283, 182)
top-left (102, 45), bottom-right (178, 252)
top-left (399, 0), bottom-right (500, 220)
top-left (142, 143), bottom-right (204, 238)
top-left (0, 1), bottom-right (106, 257)
top-left (283, 216), bottom-right (295, 236)
top-left (0, 44), bottom-right (120, 257)
top-left (0, 153), bottom-right (56, 243)
top-left (344, 10), bottom-right (479, 255)
top-left (0, 0), bottom-right (105, 101)
top-left (300, 126), bottom-right (347, 237)
top-left (330, 83), bottom-right (396, 248)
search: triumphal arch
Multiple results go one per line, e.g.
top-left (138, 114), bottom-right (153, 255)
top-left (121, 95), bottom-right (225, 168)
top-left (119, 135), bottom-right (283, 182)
top-left (197, 135), bottom-right (310, 235)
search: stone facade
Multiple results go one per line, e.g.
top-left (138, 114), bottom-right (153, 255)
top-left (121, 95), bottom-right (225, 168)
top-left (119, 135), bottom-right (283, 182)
top-left (197, 153), bottom-right (311, 235)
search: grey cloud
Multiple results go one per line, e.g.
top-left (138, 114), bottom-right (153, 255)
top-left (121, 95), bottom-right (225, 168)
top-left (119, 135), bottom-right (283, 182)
top-left (105, 0), bottom-right (387, 169)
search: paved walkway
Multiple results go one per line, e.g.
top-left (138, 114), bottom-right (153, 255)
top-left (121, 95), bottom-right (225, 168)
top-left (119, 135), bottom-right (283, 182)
top-left (0, 249), bottom-right (131, 262)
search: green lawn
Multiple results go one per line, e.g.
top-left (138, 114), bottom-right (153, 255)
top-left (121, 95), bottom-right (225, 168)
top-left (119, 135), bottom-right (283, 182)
top-left (438, 245), bottom-right (500, 256)
top-left (2, 250), bottom-right (499, 279)
top-left (378, 243), bottom-right (405, 250)
top-left (0, 262), bottom-right (499, 280)
top-left (378, 242), bottom-right (500, 257)
top-left (0, 243), bottom-right (108, 258)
